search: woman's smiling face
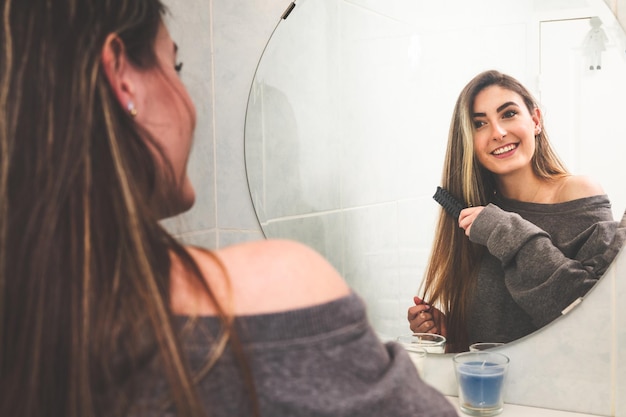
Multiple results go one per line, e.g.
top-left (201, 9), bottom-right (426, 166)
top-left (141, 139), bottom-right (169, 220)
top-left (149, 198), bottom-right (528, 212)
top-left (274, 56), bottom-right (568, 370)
top-left (471, 85), bottom-right (541, 177)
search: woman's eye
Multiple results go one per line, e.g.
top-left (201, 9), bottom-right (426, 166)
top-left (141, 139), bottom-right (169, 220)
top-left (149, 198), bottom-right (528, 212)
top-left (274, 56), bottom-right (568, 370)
top-left (473, 120), bottom-right (486, 129)
top-left (503, 109), bottom-right (517, 118)
top-left (175, 61), bottom-right (184, 73)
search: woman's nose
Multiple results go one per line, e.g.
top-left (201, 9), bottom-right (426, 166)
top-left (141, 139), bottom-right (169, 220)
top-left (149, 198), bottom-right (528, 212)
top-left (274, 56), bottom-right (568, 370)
top-left (491, 122), bottom-right (506, 140)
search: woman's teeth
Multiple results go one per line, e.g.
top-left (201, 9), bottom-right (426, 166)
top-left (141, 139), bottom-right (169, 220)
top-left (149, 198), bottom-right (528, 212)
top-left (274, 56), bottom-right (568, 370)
top-left (493, 144), bottom-right (516, 155)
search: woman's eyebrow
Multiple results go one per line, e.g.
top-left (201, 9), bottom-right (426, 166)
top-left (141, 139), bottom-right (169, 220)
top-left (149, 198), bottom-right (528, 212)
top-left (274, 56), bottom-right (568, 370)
top-left (496, 101), bottom-right (518, 112)
top-left (472, 101), bottom-right (519, 118)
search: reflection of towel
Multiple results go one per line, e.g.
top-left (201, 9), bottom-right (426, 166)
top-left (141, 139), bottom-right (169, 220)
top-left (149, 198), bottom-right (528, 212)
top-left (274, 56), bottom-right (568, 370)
top-left (583, 27), bottom-right (608, 52)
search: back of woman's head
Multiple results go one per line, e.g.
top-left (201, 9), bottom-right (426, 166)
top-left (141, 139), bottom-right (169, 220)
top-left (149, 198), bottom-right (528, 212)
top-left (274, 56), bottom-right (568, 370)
top-left (1, 0), bottom-right (165, 198)
top-left (1, 0), bottom-right (166, 219)
top-left (0, 1), bottom-right (211, 416)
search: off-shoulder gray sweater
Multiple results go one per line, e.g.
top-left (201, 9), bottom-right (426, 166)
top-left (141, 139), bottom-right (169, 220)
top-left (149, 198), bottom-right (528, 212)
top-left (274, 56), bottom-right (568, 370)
top-left (130, 293), bottom-right (457, 417)
top-left (468, 194), bottom-right (625, 345)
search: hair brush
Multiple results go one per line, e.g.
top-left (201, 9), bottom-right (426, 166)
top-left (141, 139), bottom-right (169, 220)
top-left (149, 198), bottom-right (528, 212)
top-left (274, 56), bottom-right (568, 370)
top-left (433, 186), bottom-right (467, 221)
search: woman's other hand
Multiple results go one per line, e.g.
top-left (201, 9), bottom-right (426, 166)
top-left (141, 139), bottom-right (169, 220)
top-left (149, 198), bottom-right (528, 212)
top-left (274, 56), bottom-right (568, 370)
top-left (407, 296), bottom-right (447, 337)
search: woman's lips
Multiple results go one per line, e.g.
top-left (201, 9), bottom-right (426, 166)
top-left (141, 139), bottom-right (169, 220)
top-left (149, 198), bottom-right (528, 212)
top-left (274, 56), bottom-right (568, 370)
top-left (492, 143), bottom-right (518, 156)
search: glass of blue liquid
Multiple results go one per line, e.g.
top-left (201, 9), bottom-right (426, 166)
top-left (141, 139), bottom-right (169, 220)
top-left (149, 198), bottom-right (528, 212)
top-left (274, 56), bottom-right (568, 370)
top-left (453, 351), bottom-right (509, 416)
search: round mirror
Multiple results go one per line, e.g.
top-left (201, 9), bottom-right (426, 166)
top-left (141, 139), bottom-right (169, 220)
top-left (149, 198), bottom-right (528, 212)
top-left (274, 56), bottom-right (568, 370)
top-left (244, 0), bottom-right (626, 340)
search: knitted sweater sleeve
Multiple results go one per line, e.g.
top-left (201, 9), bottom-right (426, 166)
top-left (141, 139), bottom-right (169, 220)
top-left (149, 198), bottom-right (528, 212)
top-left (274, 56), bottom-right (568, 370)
top-left (469, 203), bottom-right (626, 327)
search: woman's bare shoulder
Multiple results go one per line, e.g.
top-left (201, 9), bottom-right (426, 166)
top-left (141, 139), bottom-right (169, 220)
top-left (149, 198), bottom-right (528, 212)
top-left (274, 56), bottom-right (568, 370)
top-left (556, 175), bottom-right (605, 202)
top-left (187, 239), bottom-right (350, 315)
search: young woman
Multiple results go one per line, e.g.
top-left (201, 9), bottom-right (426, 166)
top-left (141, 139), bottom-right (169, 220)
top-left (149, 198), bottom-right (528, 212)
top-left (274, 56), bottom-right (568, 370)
top-left (0, 1), bottom-right (457, 416)
top-left (407, 70), bottom-right (625, 353)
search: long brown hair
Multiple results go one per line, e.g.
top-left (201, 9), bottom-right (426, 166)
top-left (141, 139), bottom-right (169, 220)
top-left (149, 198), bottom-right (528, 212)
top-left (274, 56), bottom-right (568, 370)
top-left (420, 70), bottom-right (569, 352)
top-left (0, 1), bottom-right (252, 416)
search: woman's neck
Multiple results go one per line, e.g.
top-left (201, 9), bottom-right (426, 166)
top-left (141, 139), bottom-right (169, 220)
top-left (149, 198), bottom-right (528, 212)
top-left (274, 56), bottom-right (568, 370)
top-left (495, 169), bottom-right (564, 203)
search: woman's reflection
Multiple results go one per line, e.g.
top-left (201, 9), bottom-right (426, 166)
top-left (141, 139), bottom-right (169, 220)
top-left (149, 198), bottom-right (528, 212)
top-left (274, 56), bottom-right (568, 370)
top-left (407, 70), bottom-right (626, 352)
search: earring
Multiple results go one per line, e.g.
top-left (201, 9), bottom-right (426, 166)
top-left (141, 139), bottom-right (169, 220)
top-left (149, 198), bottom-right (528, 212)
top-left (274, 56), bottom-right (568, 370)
top-left (127, 101), bottom-right (138, 117)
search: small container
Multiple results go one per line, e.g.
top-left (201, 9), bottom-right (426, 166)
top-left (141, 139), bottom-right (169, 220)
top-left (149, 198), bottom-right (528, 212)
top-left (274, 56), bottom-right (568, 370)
top-left (453, 351), bottom-right (509, 416)
top-left (397, 333), bottom-right (446, 354)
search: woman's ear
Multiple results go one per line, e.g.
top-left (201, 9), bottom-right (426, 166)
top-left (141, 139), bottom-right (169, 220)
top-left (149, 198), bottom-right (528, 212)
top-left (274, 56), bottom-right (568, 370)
top-left (100, 34), bottom-right (136, 113)
top-left (532, 107), bottom-right (542, 133)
